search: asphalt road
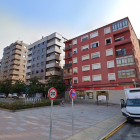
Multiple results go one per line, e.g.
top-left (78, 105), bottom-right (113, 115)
top-left (108, 122), bottom-right (140, 140)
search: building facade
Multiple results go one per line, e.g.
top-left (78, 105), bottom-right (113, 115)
top-left (64, 17), bottom-right (140, 104)
top-left (0, 41), bottom-right (28, 83)
top-left (26, 32), bottom-right (67, 84)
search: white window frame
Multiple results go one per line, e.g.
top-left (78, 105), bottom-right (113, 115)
top-left (82, 65), bottom-right (90, 71)
top-left (82, 54), bottom-right (89, 61)
top-left (90, 31), bottom-right (98, 38)
top-left (73, 39), bottom-right (77, 45)
top-left (81, 45), bottom-right (89, 51)
top-left (73, 67), bottom-right (78, 73)
top-left (73, 77), bottom-right (78, 84)
top-left (91, 52), bottom-right (100, 59)
top-left (73, 57), bottom-right (77, 63)
top-left (107, 60), bottom-right (114, 68)
top-left (92, 74), bottom-right (102, 81)
top-left (115, 36), bottom-right (124, 42)
top-left (73, 48), bottom-right (77, 54)
top-left (92, 63), bottom-right (101, 70)
top-left (108, 73), bottom-right (116, 81)
top-left (105, 37), bottom-right (112, 45)
top-left (106, 48), bottom-right (113, 56)
top-left (81, 35), bottom-right (88, 41)
top-left (91, 41), bottom-right (99, 48)
top-left (104, 27), bottom-right (111, 34)
top-left (82, 76), bottom-right (91, 82)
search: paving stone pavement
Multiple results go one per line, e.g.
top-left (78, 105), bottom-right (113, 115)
top-left (0, 103), bottom-right (123, 140)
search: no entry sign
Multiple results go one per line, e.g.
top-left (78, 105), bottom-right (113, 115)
top-left (70, 89), bottom-right (76, 99)
top-left (48, 87), bottom-right (57, 100)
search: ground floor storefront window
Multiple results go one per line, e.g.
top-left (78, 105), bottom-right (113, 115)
top-left (86, 92), bottom-right (93, 99)
top-left (96, 91), bottom-right (109, 101)
top-left (77, 91), bottom-right (85, 100)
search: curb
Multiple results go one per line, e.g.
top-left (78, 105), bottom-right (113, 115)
top-left (100, 120), bottom-right (127, 140)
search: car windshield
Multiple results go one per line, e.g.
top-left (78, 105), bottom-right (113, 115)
top-left (126, 99), bottom-right (140, 107)
top-left (13, 93), bottom-right (17, 95)
top-left (0, 93), bottom-right (4, 95)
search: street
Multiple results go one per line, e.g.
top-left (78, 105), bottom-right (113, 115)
top-left (108, 122), bottom-right (140, 140)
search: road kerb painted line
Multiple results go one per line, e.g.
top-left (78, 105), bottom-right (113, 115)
top-left (100, 120), bottom-right (127, 140)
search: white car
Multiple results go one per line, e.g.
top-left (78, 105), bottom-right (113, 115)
top-left (12, 93), bottom-right (18, 98)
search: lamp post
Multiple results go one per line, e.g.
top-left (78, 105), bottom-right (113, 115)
top-left (132, 79), bottom-right (136, 88)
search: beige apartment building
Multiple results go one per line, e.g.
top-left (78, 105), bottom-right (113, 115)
top-left (0, 40), bottom-right (28, 83)
top-left (25, 32), bottom-right (67, 84)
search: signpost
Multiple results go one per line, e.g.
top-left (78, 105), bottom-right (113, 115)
top-left (69, 89), bottom-right (76, 136)
top-left (48, 87), bottom-right (57, 140)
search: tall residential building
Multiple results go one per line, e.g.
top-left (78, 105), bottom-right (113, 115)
top-left (64, 17), bottom-right (140, 104)
top-left (25, 32), bottom-right (67, 84)
top-left (0, 40), bottom-right (28, 83)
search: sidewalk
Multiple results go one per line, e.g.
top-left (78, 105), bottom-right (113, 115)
top-left (64, 113), bottom-right (126, 140)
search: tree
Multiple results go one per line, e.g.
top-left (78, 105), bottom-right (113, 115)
top-left (10, 79), bottom-right (25, 96)
top-left (26, 77), bottom-right (44, 96)
top-left (45, 75), bottom-right (66, 95)
top-left (0, 79), bottom-right (12, 97)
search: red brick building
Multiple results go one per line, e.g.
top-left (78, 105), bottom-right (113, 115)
top-left (63, 17), bottom-right (140, 104)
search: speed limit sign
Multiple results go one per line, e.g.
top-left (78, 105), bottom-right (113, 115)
top-left (48, 87), bottom-right (57, 100)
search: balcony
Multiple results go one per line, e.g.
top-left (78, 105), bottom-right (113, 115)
top-left (113, 26), bottom-right (129, 35)
top-left (64, 54), bottom-right (72, 60)
top-left (63, 45), bottom-right (72, 51)
top-left (26, 63), bottom-right (31, 67)
top-left (27, 56), bottom-right (32, 61)
top-left (9, 71), bottom-right (21, 75)
top-left (11, 55), bottom-right (21, 60)
top-left (63, 63), bottom-right (72, 68)
top-left (46, 54), bottom-right (61, 61)
top-left (26, 69), bottom-right (31, 73)
top-left (47, 39), bottom-right (62, 47)
top-left (25, 75), bottom-right (31, 79)
top-left (114, 37), bottom-right (131, 47)
top-left (10, 65), bottom-right (20, 69)
top-left (12, 50), bottom-right (22, 55)
top-left (63, 73), bottom-right (72, 79)
top-left (47, 47), bottom-right (62, 54)
top-left (27, 50), bottom-right (32, 55)
top-left (46, 63), bottom-right (61, 68)
top-left (9, 76), bottom-right (20, 80)
top-left (13, 41), bottom-right (22, 46)
top-left (46, 70), bottom-right (61, 76)
top-left (116, 49), bottom-right (133, 58)
top-left (10, 60), bottom-right (20, 65)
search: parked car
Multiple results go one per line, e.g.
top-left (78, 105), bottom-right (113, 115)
top-left (12, 93), bottom-right (18, 98)
top-left (0, 93), bottom-right (6, 98)
top-left (8, 93), bottom-right (12, 98)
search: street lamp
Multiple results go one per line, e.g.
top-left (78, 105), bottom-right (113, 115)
top-left (132, 79), bottom-right (136, 88)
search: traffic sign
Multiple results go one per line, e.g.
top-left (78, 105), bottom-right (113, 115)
top-left (48, 87), bottom-right (57, 100)
top-left (70, 89), bottom-right (76, 99)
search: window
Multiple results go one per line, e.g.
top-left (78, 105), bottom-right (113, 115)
top-left (37, 50), bottom-right (40, 53)
top-left (91, 52), bottom-right (100, 59)
top-left (37, 56), bottom-right (40, 60)
top-left (90, 31), bottom-right (98, 38)
top-left (82, 45), bottom-right (89, 51)
top-left (82, 54), bottom-right (89, 61)
top-left (34, 46), bottom-right (36, 49)
top-left (117, 69), bottom-right (136, 78)
top-left (83, 76), bottom-right (90, 82)
top-left (91, 41), bottom-right (99, 48)
top-left (92, 63), bottom-right (101, 70)
top-left (42, 42), bottom-right (44, 45)
top-left (73, 39), bottom-right (77, 45)
top-left (82, 65), bottom-right (90, 71)
top-left (73, 48), bottom-right (77, 54)
top-left (36, 70), bottom-right (39, 73)
top-left (23, 55), bottom-right (26, 58)
top-left (73, 67), bottom-right (78, 73)
top-left (41, 69), bottom-right (44, 73)
top-left (32, 64), bottom-right (35, 67)
top-left (42, 48), bottom-right (45, 52)
top-left (93, 74), bottom-right (102, 81)
top-left (37, 63), bottom-right (39, 67)
top-left (107, 60), bottom-right (114, 68)
top-left (116, 55), bottom-right (134, 67)
top-left (105, 38), bottom-right (112, 45)
top-left (38, 44), bottom-right (40, 47)
top-left (112, 19), bottom-right (128, 32)
top-left (33, 52), bottom-right (36, 55)
top-left (24, 51), bottom-right (26, 53)
top-left (33, 58), bottom-right (35, 61)
top-left (108, 73), bottom-right (116, 81)
top-left (41, 62), bottom-right (44, 65)
top-left (116, 48), bottom-right (126, 56)
top-left (68, 52), bottom-right (72, 57)
top-left (81, 35), bottom-right (88, 41)
top-left (32, 71), bottom-right (34, 74)
top-left (42, 55), bottom-right (44, 58)
top-left (115, 36), bottom-right (124, 42)
top-left (73, 77), bottom-right (78, 84)
top-left (73, 57), bottom-right (77, 63)
top-left (104, 27), bottom-right (111, 34)
top-left (106, 48), bottom-right (113, 56)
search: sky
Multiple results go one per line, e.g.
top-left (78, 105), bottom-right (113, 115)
top-left (0, 0), bottom-right (140, 58)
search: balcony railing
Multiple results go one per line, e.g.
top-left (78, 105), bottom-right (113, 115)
top-left (64, 63), bottom-right (72, 67)
top-left (116, 49), bottom-right (133, 57)
top-left (63, 72), bottom-right (72, 76)
top-left (114, 37), bottom-right (131, 46)
top-left (64, 54), bottom-right (72, 59)
top-left (63, 45), bottom-right (72, 51)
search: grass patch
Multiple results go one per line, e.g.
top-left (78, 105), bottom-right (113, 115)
top-left (0, 99), bottom-right (59, 112)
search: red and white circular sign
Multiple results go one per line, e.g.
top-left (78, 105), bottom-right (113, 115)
top-left (48, 87), bottom-right (57, 100)
top-left (69, 89), bottom-right (76, 99)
